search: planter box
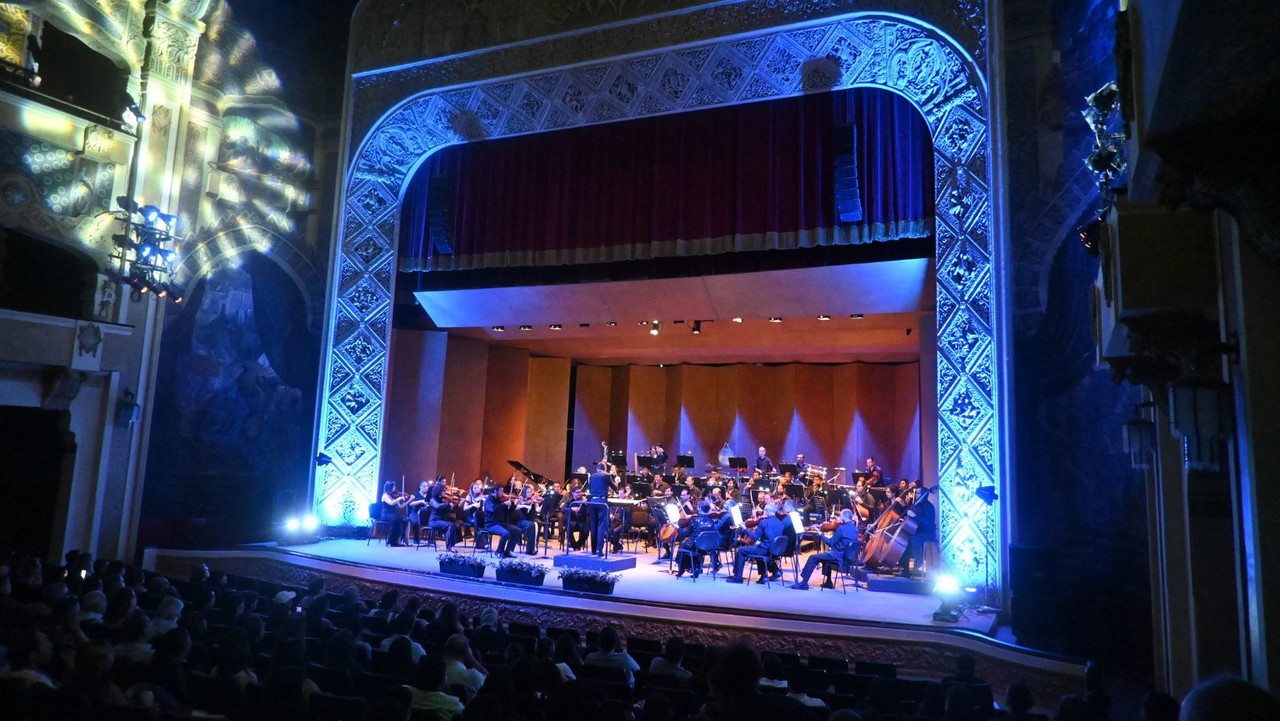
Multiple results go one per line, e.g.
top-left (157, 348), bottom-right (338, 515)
top-left (495, 567), bottom-right (547, 586)
top-left (439, 560), bottom-right (486, 578)
top-left (561, 576), bottom-right (615, 594)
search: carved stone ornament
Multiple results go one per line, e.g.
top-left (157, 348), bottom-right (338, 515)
top-left (318, 12), bottom-right (1001, 592)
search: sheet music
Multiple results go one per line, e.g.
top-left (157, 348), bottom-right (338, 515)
top-left (789, 510), bottom-right (805, 534)
top-left (729, 504), bottom-right (745, 528)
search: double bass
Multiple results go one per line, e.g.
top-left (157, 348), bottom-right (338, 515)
top-left (861, 486), bottom-right (935, 570)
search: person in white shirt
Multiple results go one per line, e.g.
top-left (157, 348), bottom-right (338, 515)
top-left (405, 656), bottom-right (466, 720)
top-left (583, 626), bottom-right (641, 688)
top-left (441, 633), bottom-right (487, 702)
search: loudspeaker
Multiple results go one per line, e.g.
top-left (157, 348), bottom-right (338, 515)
top-left (1010, 545), bottom-right (1057, 599)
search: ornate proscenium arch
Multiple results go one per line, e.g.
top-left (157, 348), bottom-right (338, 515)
top-left (317, 14), bottom-right (1001, 590)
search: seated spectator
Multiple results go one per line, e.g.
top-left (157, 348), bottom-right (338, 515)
top-left (298, 578), bottom-right (326, 610)
top-left (103, 586), bottom-right (137, 629)
top-left (80, 589), bottom-right (107, 624)
top-left (443, 633), bottom-right (488, 702)
top-left (0, 629), bottom-right (56, 687)
top-left (385, 635), bottom-right (421, 681)
top-left (469, 606), bottom-right (507, 655)
top-left (1004, 681), bottom-right (1039, 721)
top-left (786, 664), bottom-right (826, 710)
top-left (649, 637), bottom-right (692, 681)
top-left (553, 632), bottom-right (584, 678)
top-left (150, 627), bottom-right (194, 707)
top-left (1180, 677), bottom-right (1280, 721)
top-left (535, 636), bottom-right (575, 681)
top-left (49, 595), bottom-right (89, 648)
top-left (113, 609), bottom-right (155, 664)
top-left (67, 639), bottom-right (129, 706)
top-left (701, 642), bottom-right (808, 720)
top-left (758, 654), bottom-right (787, 690)
top-left (151, 595), bottom-right (184, 637)
top-left (372, 589), bottom-right (400, 620)
top-left (583, 625), bottom-right (641, 688)
top-left (428, 602), bottom-right (467, 648)
top-left (212, 627), bottom-right (259, 690)
top-left (943, 653), bottom-right (984, 687)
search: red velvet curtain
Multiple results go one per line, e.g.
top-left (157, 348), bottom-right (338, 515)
top-left (401, 87), bottom-right (933, 271)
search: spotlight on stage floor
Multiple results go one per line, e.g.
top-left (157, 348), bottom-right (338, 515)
top-left (932, 573), bottom-right (962, 623)
top-left (279, 515), bottom-right (321, 545)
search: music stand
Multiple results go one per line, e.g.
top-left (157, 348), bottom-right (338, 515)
top-left (728, 456), bottom-right (748, 477)
top-left (637, 454), bottom-right (655, 470)
top-left (608, 450), bottom-right (627, 469)
top-left (539, 492), bottom-right (563, 557)
top-left (676, 453), bottom-right (695, 469)
top-left (779, 463), bottom-right (798, 477)
top-left (631, 481), bottom-right (652, 499)
top-left (784, 483), bottom-right (806, 501)
top-left (570, 472), bottom-right (588, 486)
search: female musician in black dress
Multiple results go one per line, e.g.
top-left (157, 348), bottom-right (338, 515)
top-left (380, 481), bottom-right (410, 546)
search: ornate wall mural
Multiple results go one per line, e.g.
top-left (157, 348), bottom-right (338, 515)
top-left (319, 12), bottom-right (1002, 590)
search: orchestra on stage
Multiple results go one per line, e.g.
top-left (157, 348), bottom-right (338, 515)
top-left (375, 443), bottom-right (938, 591)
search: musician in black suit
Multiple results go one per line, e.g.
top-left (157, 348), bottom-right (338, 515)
top-left (562, 487), bottom-right (589, 550)
top-left (726, 503), bottom-right (795, 583)
top-left (427, 479), bottom-right (462, 551)
top-left (754, 446), bottom-right (775, 474)
top-left (791, 509), bottom-right (861, 590)
top-left (905, 479), bottom-right (937, 574)
top-left (484, 484), bottom-right (520, 558)
top-left (586, 462), bottom-right (615, 556)
top-left (794, 452), bottom-right (810, 479)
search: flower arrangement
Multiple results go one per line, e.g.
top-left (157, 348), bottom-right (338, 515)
top-left (557, 567), bottom-right (620, 585)
top-left (495, 558), bottom-right (547, 577)
top-left (437, 552), bottom-right (487, 571)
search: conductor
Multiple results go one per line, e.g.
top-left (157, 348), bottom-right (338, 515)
top-left (586, 462), bottom-right (615, 556)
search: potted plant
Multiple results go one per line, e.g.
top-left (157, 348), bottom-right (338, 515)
top-left (437, 552), bottom-right (487, 579)
top-left (494, 558), bottom-right (548, 587)
top-left (558, 567), bottom-right (620, 594)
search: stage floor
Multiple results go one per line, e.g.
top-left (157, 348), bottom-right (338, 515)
top-left (262, 538), bottom-right (998, 635)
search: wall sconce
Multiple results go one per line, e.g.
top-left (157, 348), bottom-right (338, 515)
top-left (1122, 402), bottom-right (1157, 470)
top-left (115, 389), bottom-right (140, 428)
top-left (1169, 376), bottom-right (1233, 472)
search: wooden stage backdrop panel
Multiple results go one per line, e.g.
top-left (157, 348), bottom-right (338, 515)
top-left (571, 362), bottom-right (922, 480)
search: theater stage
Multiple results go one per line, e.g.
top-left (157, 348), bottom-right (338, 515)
top-left (267, 542), bottom-right (988, 632)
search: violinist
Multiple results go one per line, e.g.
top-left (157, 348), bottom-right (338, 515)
top-left (563, 486), bottom-right (589, 551)
top-left (427, 477), bottom-right (463, 551)
top-left (462, 480), bottom-right (485, 539)
top-left (726, 502), bottom-right (793, 584)
top-left (850, 480), bottom-right (874, 523)
top-left (380, 481), bottom-right (410, 547)
top-left (408, 479), bottom-right (432, 544)
top-left (791, 508), bottom-right (861, 590)
top-left (674, 501), bottom-right (718, 579)
top-left (511, 482), bottom-right (540, 555)
top-left (484, 482), bottom-right (521, 558)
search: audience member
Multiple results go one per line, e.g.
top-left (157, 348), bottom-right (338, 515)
top-left (405, 655), bottom-right (465, 720)
top-left (1179, 676), bottom-right (1280, 721)
top-left (584, 625), bottom-right (641, 688)
top-left (649, 636), bottom-right (692, 680)
top-left (442, 633), bottom-right (487, 702)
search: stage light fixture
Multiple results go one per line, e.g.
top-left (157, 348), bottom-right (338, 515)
top-left (691, 320), bottom-right (702, 335)
top-left (769, 317), bottom-right (782, 323)
top-left (606, 321), bottom-right (617, 326)
top-left (519, 325), bottom-right (533, 330)
top-left (638, 320), bottom-right (649, 326)
top-left (579, 323), bottom-right (589, 328)
top-left (492, 326), bottom-right (505, 331)
top-left (650, 321), bottom-right (661, 336)
top-left (851, 314), bottom-right (864, 319)
top-left (122, 93), bottom-right (145, 126)
top-left (932, 573), bottom-right (963, 623)
top-left (731, 317), bottom-right (743, 323)
top-left (549, 324), bottom-right (562, 330)
top-left (974, 485), bottom-right (999, 506)
top-left (278, 513), bottom-right (321, 545)
top-left (818, 315), bottom-right (830, 321)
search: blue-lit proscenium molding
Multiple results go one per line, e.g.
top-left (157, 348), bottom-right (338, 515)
top-left (318, 13), bottom-right (1000, 590)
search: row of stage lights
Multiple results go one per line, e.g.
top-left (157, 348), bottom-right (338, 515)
top-left (490, 314), bottom-right (867, 334)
